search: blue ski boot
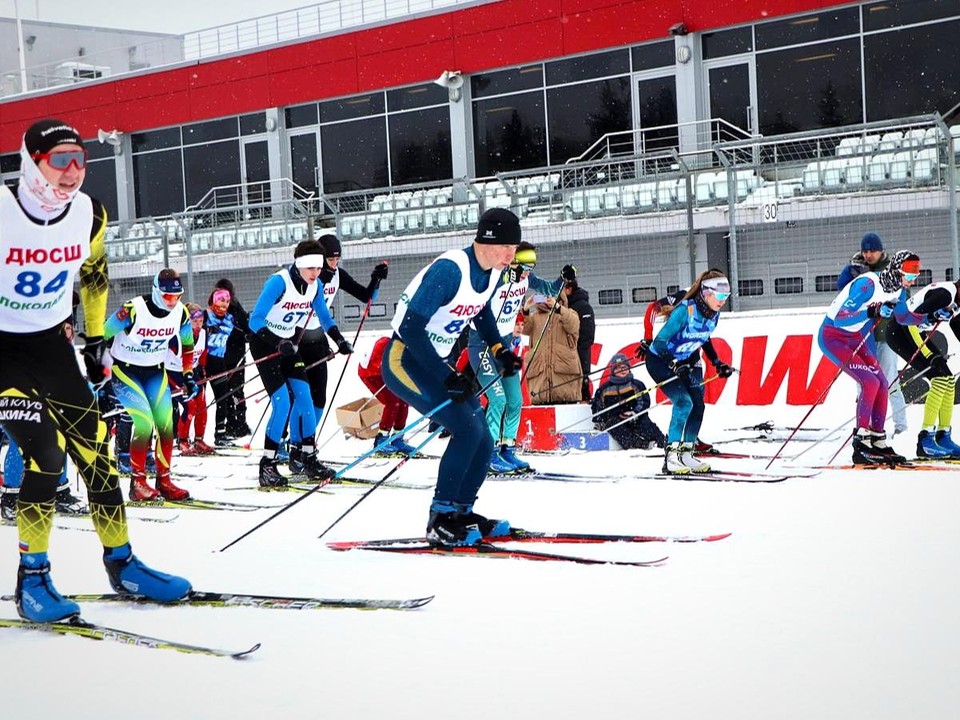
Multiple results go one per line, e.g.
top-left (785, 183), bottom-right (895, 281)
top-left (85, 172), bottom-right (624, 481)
top-left (935, 428), bottom-right (960, 457)
top-left (917, 430), bottom-right (951, 459)
top-left (103, 543), bottom-right (191, 602)
top-left (388, 433), bottom-right (418, 456)
top-left (426, 501), bottom-right (482, 547)
top-left (116, 452), bottom-right (132, 475)
top-left (457, 502), bottom-right (510, 539)
top-left (498, 444), bottom-right (531, 472)
top-left (16, 553), bottom-right (80, 622)
top-left (488, 447), bottom-right (517, 476)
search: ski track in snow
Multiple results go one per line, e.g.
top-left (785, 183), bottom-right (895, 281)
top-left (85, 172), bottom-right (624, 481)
top-left (2, 400), bottom-right (958, 720)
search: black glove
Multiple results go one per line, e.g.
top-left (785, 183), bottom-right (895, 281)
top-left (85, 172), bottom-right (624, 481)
top-left (930, 354), bottom-right (951, 377)
top-left (371, 262), bottom-right (389, 284)
top-left (182, 371), bottom-right (200, 400)
top-left (635, 339), bottom-right (651, 360)
top-left (278, 339), bottom-right (298, 357)
top-left (507, 265), bottom-right (524, 284)
top-left (82, 335), bottom-right (107, 384)
top-left (443, 372), bottom-right (475, 403)
top-left (561, 264), bottom-right (577, 282)
top-left (495, 347), bottom-right (522, 377)
top-left (714, 361), bottom-right (735, 379)
top-left (668, 358), bottom-right (692, 381)
top-left (328, 326), bottom-right (354, 355)
top-left (866, 301), bottom-right (896, 319)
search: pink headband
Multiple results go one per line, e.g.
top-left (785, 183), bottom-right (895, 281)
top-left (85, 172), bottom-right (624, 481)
top-left (212, 289), bottom-right (230, 303)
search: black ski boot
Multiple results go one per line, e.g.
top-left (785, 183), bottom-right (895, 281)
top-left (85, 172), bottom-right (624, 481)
top-left (300, 450), bottom-right (336, 482)
top-left (869, 431), bottom-right (906, 464)
top-left (258, 457), bottom-right (287, 488)
top-left (851, 432), bottom-right (887, 466)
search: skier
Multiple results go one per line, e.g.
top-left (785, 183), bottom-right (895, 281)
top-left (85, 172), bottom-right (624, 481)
top-left (170, 303), bottom-right (213, 455)
top-left (358, 335), bottom-right (416, 455)
top-left (248, 239), bottom-right (354, 487)
top-left (0, 118), bottom-right (190, 622)
top-left (884, 279), bottom-right (960, 458)
top-left (819, 250), bottom-right (923, 465)
top-left (591, 353), bottom-right (666, 450)
top-left (837, 232), bottom-right (908, 435)
top-left (468, 240), bottom-right (574, 474)
top-left (645, 270), bottom-right (735, 474)
top-left (212, 278), bottom-right (252, 440)
top-left (289, 233), bottom-right (388, 472)
top-left (105, 268), bottom-right (199, 501)
top-left (383, 208), bottom-right (523, 547)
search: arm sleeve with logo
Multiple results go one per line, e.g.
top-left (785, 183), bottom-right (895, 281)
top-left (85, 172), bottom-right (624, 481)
top-left (79, 199), bottom-right (110, 337)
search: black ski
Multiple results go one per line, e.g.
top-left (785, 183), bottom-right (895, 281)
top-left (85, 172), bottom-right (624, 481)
top-left (1, 590), bottom-right (433, 611)
top-left (127, 497), bottom-right (275, 512)
top-left (0, 616), bottom-right (258, 658)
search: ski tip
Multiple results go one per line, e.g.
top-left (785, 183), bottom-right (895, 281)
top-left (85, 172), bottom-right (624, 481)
top-left (232, 642), bottom-right (261, 659)
top-left (706, 532), bottom-right (733, 542)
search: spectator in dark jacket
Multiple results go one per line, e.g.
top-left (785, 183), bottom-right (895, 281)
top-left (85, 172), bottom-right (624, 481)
top-left (207, 278), bottom-right (251, 439)
top-left (564, 278), bottom-right (595, 401)
top-left (591, 354), bottom-right (666, 450)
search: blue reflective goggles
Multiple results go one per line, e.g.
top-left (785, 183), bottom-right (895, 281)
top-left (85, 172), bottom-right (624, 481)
top-left (902, 272), bottom-right (920, 282)
top-left (709, 290), bottom-right (731, 302)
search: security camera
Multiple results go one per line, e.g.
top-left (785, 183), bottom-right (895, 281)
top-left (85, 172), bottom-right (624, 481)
top-left (97, 128), bottom-right (123, 147)
top-left (669, 22), bottom-right (688, 36)
top-left (433, 70), bottom-right (463, 90)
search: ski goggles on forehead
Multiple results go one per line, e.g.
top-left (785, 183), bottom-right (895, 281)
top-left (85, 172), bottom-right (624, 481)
top-left (33, 149), bottom-right (88, 170)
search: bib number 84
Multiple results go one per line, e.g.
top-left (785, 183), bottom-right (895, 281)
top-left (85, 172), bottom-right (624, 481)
top-left (15, 270), bottom-right (69, 298)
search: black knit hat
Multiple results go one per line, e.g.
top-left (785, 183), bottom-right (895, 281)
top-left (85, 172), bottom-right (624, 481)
top-left (24, 119), bottom-right (83, 156)
top-left (318, 234), bottom-right (342, 258)
top-left (475, 208), bottom-right (521, 245)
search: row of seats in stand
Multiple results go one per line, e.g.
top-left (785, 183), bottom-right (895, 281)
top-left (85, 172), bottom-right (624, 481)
top-left (340, 204), bottom-right (482, 240)
top-left (567, 171), bottom-right (760, 218)
top-left (185, 223), bottom-right (307, 254)
top-left (835, 126), bottom-right (960, 158)
top-left (802, 147), bottom-right (940, 193)
top-left (105, 237), bottom-right (163, 261)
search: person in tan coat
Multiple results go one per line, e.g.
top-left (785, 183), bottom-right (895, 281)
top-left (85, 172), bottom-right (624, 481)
top-left (522, 290), bottom-right (582, 404)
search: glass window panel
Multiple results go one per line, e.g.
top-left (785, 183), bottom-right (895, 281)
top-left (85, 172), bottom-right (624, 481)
top-left (863, 0), bottom-right (959, 31)
top-left (82, 159), bottom-right (118, 222)
top-left (631, 287), bottom-right (657, 303)
top-left (631, 41), bottom-right (675, 70)
top-left (774, 277), bottom-right (803, 294)
top-left (666, 284), bottom-right (680, 296)
top-left (738, 278), bottom-right (764, 296)
top-left (133, 149), bottom-right (184, 217)
top-left (84, 139), bottom-right (115, 161)
top-left (864, 20), bottom-right (960, 120)
top-left (472, 91), bottom-right (547, 176)
top-left (637, 74), bottom-right (679, 152)
top-left (342, 305), bottom-right (361, 320)
top-left (285, 103), bottom-right (318, 129)
top-left (290, 133), bottom-right (319, 196)
top-left (917, 269), bottom-right (933, 287)
top-left (545, 49), bottom-right (629, 86)
top-left (131, 127), bottom-right (181, 153)
top-left (547, 78), bottom-right (631, 164)
top-left (183, 140), bottom-right (241, 207)
top-left (320, 93), bottom-right (384, 123)
top-left (757, 39), bottom-right (863, 135)
top-left (369, 303), bottom-right (387, 318)
top-left (240, 112), bottom-right (267, 136)
top-left (471, 65), bottom-right (543, 99)
top-left (388, 107), bottom-right (452, 185)
top-left (387, 83), bottom-right (448, 111)
top-left (182, 117), bottom-right (238, 145)
top-left (702, 27), bottom-right (753, 59)
top-left (597, 289), bottom-right (623, 305)
top-left (815, 275), bottom-right (839, 292)
top-left (0, 153), bottom-right (20, 173)
top-left (756, 9), bottom-right (859, 50)
top-left (321, 117), bottom-right (388, 193)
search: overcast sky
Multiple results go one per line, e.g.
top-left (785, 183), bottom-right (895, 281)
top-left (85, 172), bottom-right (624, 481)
top-left (0, 0), bottom-right (315, 34)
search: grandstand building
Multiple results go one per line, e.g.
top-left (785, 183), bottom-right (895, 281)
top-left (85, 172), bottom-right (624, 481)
top-left (0, 0), bottom-right (957, 326)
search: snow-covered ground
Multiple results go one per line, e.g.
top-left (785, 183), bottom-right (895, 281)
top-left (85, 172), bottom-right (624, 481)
top-left (3, 310), bottom-right (959, 719)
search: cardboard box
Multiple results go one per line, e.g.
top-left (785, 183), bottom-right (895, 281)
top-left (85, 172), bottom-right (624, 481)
top-left (335, 397), bottom-right (384, 439)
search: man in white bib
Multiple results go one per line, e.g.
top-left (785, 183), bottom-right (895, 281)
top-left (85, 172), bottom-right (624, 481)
top-left (0, 118), bottom-right (189, 623)
top-left (384, 209), bottom-right (523, 547)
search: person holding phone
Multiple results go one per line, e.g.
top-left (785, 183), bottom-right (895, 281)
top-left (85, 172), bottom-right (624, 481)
top-left (522, 281), bottom-right (582, 406)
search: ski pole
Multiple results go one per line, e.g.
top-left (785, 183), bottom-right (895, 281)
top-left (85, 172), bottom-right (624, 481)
top-left (219, 370), bottom-right (503, 552)
top-left (764, 323), bottom-right (875, 470)
top-left (551, 373), bottom-right (679, 435)
top-left (528, 358), bottom-right (646, 400)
